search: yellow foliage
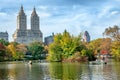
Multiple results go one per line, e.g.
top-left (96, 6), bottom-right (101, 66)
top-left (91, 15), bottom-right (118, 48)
top-left (7, 44), bottom-right (16, 56)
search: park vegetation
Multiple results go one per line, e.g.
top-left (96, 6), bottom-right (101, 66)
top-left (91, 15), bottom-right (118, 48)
top-left (103, 25), bottom-right (120, 61)
top-left (0, 39), bottom-right (46, 61)
top-left (0, 25), bottom-right (120, 62)
top-left (47, 30), bottom-right (95, 62)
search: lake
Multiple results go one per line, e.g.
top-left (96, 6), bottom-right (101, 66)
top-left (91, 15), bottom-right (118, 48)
top-left (0, 60), bottom-right (120, 80)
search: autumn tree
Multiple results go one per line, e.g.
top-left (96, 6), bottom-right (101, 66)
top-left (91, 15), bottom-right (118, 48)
top-left (16, 44), bottom-right (27, 54)
top-left (0, 43), bottom-right (6, 61)
top-left (88, 38), bottom-right (111, 54)
top-left (16, 44), bottom-right (27, 60)
top-left (47, 30), bottom-right (92, 62)
top-left (88, 38), bottom-right (103, 54)
top-left (7, 42), bottom-right (25, 60)
top-left (103, 25), bottom-right (120, 61)
top-left (111, 41), bottom-right (120, 61)
top-left (103, 25), bottom-right (120, 41)
top-left (100, 38), bottom-right (111, 54)
top-left (7, 43), bottom-right (16, 60)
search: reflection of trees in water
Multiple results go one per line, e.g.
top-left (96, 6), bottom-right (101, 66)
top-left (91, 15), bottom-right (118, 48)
top-left (102, 64), bottom-right (115, 79)
top-left (88, 61), bottom-right (120, 80)
top-left (40, 63), bottom-right (50, 79)
top-left (49, 62), bottom-right (88, 80)
top-left (0, 63), bottom-right (45, 80)
top-left (26, 63), bottom-right (45, 80)
top-left (49, 62), bottom-right (63, 79)
top-left (0, 66), bottom-right (8, 79)
top-left (0, 63), bottom-right (27, 80)
top-left (112, 61), bottom-right (120, 79)
top-left (62, 63), bottom-right (79, 80)
top-left (88, 64), bottom-right (105, 80)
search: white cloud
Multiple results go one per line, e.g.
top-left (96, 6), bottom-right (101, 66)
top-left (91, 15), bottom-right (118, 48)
top-left (98, 6), bottom-right (113, 18)
top-left (0, 12), bottom-right (7, 16)
top-left (110, 11), bottom-right (119, 15)
top-left (38, 6), bottom-right (48, 11)
top-left (39, 12), bottom-right (51, 18)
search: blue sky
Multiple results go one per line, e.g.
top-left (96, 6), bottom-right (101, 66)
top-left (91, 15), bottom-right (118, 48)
top-left (0, 0), bottom-right (120, 41)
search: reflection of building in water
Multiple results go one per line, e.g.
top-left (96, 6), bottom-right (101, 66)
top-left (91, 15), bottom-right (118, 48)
top-left (83, 31), bottom-right (90, 43)
top-left (0, 31), bottom-right (8, 41)
top-left (13, 6), bottom-right (43, 44)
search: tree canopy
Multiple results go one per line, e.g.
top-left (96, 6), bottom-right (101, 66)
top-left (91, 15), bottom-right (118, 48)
top-left (104, 25), bottom-right (120, 61)
top-left (28, 41), bottom-right (45, 60)
top-left (103, 25), bottom-right (120, 41)
top-left (47, 30), bottom-right (94, 62)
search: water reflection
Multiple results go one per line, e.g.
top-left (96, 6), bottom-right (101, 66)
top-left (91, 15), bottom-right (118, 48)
top-left (112, 61), bottom-right (120, 79)
top-left (49, 62), bottom-right (120, 80)
top-left (49, 62), bottom-right (89, 80)
top-left (0, 61), bottom-right (120, 80)
top-left (0, 62), bottom-right (46, 80)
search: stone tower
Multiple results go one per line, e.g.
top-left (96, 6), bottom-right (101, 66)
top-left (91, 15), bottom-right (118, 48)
top-left (17, 5), bottom-right (27, 30)
top-left (29, 7), bottom-right (43, 42)
top-left (31, 7), bottom-right (39, 30)
top-left (13, 6), bottom-right (43, 44)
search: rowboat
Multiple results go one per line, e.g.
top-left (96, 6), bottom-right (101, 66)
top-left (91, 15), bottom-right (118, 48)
top-left (89, 60), bottom-right (107, 65)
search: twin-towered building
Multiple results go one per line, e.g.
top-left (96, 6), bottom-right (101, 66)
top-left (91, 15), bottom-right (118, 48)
top-left (13, 6), bottom-right (43, 44)
top-left (0, 6), bottom-right (91, 44)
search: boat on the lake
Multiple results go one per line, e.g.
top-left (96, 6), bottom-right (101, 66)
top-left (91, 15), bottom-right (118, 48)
top-left (28, 61), bottom-right (32, 64)
top-left (89, 60), bottom-right (106, 65)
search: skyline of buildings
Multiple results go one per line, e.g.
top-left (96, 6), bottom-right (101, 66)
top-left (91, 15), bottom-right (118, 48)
top-left (0, 29), bottom-right (91, 44)
top-left (0, 6), bottom-right (91, 44)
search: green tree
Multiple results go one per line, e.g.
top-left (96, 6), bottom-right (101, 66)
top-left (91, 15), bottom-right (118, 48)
top-left (47, 30), bottom-right (87, 62)
top-left (111, 41), bottom-right (120, 61)
top-left (0, 39), bottom-right (9, 46)
top-left (60, 30), bottom-right (75, 58)
top-left (47, 33), bottom-right (63, 61)
top-left (28, 42), bottom-right (45, 60)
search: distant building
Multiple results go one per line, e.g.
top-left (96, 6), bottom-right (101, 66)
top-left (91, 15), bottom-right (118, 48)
top-left (83, 31), bottom-right (90, 43)
top-left (44, 33), bottom-right (54, 45)
top-left (13, 6), bottom-right (43, 44)
top-left (0, 31), bottom-right (8, 41)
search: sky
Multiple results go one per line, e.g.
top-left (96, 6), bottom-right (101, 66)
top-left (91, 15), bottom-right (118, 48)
top-left (0, 0), bottom-right (120, 41)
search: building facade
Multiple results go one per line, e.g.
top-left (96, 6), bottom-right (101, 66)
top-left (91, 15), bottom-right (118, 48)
top-left (44, 33), bottom-right (54, 45)
top-left (83, 31), bottom-right (90, 43)
top-left (13, 6), bottom-right (43, 44)
top-left (0, 31), bottom-right (8, 41)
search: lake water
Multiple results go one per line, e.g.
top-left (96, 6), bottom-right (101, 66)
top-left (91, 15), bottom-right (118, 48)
top-left (0, 60), bottom-right (120, 80)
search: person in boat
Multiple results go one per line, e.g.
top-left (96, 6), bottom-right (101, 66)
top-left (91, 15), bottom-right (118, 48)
top-left (102, 56), bottom-right (107, 64)
top-left (29, 60), bottom-right (32, 64)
